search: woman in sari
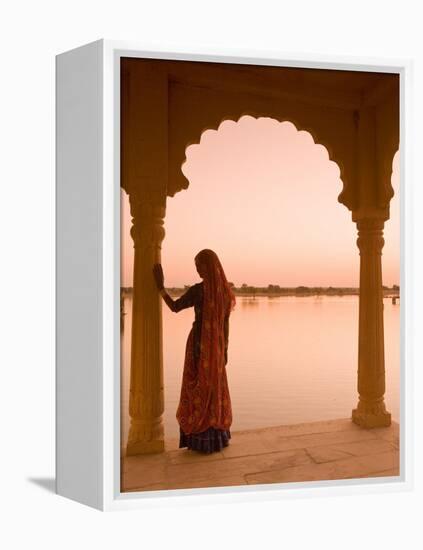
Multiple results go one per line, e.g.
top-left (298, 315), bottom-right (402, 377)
top-left (153, 249), bottom-right (236, 453)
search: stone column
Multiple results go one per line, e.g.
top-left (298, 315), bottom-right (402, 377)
top-left (126, 196), bottom-right (166, 455)
top-left (352, 218), bottom-right (391, 428)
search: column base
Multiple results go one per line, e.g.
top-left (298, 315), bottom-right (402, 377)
top-left (126, 439), bottom-right (165, 456)
top-left (352, 400), bottom-right (391, 428)
top-left (126, 417), bottom-right (165, 455)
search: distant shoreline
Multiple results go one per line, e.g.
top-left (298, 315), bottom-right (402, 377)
top-left (121, 287), bottom-right (399, 298)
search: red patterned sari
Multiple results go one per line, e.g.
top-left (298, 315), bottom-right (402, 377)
top-left (175, 249), bottom-right (236, 451)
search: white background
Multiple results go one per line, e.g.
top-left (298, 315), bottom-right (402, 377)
top-left (1, 1), bottom-right (422, 548)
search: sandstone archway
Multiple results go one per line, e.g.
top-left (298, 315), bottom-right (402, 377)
top-left (121, 58), bottom-right (399, 455)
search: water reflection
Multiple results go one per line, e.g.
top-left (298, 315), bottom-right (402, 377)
top-left (121, 295), bottom-right (400, 443)
top-left (240, 297), bottom-right (260, 307)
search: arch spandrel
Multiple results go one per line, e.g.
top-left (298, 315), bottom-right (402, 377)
top-left (375, 94), bottom-right (400, 210)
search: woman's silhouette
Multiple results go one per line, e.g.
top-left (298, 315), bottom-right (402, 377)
top-left (153, 249), bottom-right (236, 453)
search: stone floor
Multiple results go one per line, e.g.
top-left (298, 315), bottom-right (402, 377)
top-left (121, 418), bottom-right (400, 493)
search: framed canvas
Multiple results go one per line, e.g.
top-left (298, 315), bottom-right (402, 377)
top-left (56, 40), bottom-right (413, 511)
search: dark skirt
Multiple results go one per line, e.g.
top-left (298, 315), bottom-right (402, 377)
top-left (179, 427), bottom-right (231, 454)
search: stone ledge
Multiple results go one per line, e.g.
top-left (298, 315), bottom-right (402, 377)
top-left (121, 418), bottom-right (400, 493)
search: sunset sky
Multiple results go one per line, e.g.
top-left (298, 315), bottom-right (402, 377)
top-left (121, 116), bottom-right (400, 288)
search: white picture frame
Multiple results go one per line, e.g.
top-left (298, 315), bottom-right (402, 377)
top-left (56, 39), bottom-right (413, 511)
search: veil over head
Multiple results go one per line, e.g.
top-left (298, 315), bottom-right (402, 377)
top-left (195, 248), bottom-right (236, 318)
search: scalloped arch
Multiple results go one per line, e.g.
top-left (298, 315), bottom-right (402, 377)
top-left (380, 144), bottom-right (399, 208)
top-left (175, 113), bottom-right (352, 211)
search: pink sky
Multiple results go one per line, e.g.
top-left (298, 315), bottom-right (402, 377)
top-left (121, 116), bottom-right (400, 288)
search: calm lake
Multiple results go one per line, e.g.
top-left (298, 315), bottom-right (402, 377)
top-left (121, 294), bottom-right (400, 443)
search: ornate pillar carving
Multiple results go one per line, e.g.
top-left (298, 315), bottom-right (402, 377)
top-left (126, 195), bottom-right (166, 455)
top-left (352, 217), bottom-right (391, 428)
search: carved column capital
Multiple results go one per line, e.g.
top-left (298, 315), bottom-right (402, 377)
top-left (129, 195), bottom-right (166, 253)
top-left (356, 219), bottom-right (385, 257)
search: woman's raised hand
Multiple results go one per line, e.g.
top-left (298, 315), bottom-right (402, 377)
top-left (152, 263), bottom-right (165, 290)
